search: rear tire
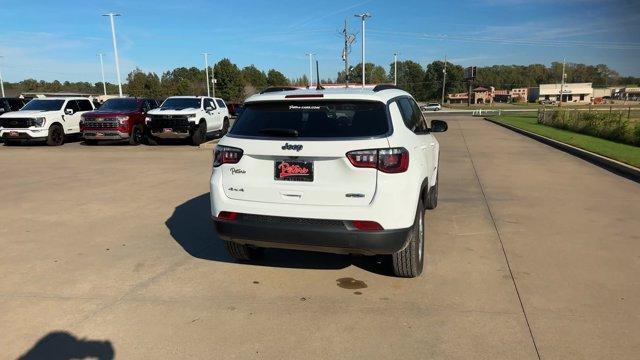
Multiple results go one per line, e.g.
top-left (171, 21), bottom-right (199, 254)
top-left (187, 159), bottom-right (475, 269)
top-left (46, 124), bottom-right (64, 146)
top-left (191, 121), bottom-right (206, 146)
top-left (392, 200), bottom-right (425, 278)
top-left (223, 241), bottom-right (260, 261)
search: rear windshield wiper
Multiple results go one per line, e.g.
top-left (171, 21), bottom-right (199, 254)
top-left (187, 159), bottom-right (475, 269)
top-left (258, 128), bottom-right (299, 137)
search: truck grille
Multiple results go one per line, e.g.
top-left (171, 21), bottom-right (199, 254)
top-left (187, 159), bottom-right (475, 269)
top-left (82, 118), bottom-right (118, 129)
top-left (0, 118), bottom-right (35, 128)
top-left (148, 115), bottom-right (191, 132)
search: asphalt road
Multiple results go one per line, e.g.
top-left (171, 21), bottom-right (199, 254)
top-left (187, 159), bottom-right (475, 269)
top-left (1, 116), bottom-right (639, 359)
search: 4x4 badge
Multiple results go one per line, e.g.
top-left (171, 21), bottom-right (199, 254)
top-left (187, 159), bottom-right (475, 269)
top-left (282, 143), bottom-right (303, 152)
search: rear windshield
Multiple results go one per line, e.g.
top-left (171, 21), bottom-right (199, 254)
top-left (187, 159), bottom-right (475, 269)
top-left (99, 98), bottom-right (139, 111)
top-left (230, 101), bottom-right (389, 138)
top-left (21, 99), bottom-right (65, 111)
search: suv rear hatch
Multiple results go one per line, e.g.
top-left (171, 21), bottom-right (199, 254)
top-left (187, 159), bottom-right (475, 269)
top-left (220, 100), bottom-right (391, 207)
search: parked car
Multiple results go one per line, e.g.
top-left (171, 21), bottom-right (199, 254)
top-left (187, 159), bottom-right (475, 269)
top-left (145, 96), bottom-right (230, 145)
top-left (421, 103), bottom-right (442, 111)
top-left (0, 97), bottom-right (27, 116)
top-left (226, 102), bottom-right (241, 117)
top-left (0, 97), bottom-right (94, 145)
top-left (80, 97), bottom-right (158, 145)
top-left (209, 85), bottom-right (448, 277)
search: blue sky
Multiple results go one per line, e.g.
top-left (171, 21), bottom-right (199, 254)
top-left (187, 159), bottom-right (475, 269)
top-left (0, 0), bottom-right (638, 83)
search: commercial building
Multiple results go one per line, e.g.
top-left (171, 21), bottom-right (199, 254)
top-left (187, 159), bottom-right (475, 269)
top-left (538, 83), bottom-right (593, 104)
top-left (510, 88), bottom-right (528, 102)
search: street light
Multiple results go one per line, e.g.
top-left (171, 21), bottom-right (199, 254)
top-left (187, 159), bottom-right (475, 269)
top-left (202, 53), bottom-right (211, 97)
top-left (305, 53), bottom-right (315, 88)
top-left (98, 53), bottom-right (107, 96)
top-left (393, 52), bottom-right (398, 86)
top-left (102, 13), bottom-right (123, 98)
top-left (354, 12), bottom-right (371, 88)
top-left (0, 55), bottom-right (5, 97)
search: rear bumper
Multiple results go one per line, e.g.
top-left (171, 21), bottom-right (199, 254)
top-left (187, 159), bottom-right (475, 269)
top-left (213, 215), bottom-right (410, 255)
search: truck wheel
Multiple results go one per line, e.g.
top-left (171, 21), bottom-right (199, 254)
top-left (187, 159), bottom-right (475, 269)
top-left (223, 241), bottom-right (261, 261)
top-left (425, 177), bottom-right (438, 210)
top-left (129, 125), bottom-right (143, 145)
top-left (46, 124), bottom-right (64, 146)
top-left (392, 200), bottom-right (425, 278)
top-left (191, 122), bottom-right (206, 146)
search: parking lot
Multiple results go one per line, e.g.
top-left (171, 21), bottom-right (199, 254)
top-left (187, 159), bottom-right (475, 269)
top-left (2, 115), bottom-right (639, 359)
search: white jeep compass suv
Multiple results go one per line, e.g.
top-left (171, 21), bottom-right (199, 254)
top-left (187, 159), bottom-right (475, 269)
top-left (146, 96), bottom-right (230, 145)
top-left (209, 85), bottom-right (447, 277)
top-left (0, 97), bottom-right (95, 145)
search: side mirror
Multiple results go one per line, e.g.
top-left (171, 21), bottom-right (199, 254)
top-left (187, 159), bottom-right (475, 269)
top-left (65, 108), bottom-right (74, 115)
top-left (431, 120), bottom-right (448, 133)
top-left (205, 106), bottom-right (214, 112)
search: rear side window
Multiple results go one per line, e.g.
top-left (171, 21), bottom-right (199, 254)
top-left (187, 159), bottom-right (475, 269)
top-left (77, 100), bottom-right (94, 111)
top-left (216, 99), bottom-right (226, 108)
top-left (397, 97), bottom-right (427, 133)
top-left (230, 101), bottom-right (390, 139)
top-left (65, 100), bottom-right (81, 112)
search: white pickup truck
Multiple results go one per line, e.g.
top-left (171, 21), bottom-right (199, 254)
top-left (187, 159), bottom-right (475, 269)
top-left (145, 96), bottom-right (230, 145)
top-left (0, 97), bottom-right (95, 146)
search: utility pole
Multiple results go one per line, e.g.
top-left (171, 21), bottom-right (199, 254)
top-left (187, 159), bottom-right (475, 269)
top-left (441, 55), bottom-right (447, 105)
top-left (394, 52), bottom-right (398, 86)
top-left (354, 12), bottom-right (371, 88)
top-left (306, 53), bottom-right (315, 88)
top-left (202, 53), bottom-right (211, 97)
top-left (212, 77), bottom-right (216, 98)
top-left (558, 57), bottom-right (566, 107)
top-left (98, 53), bottom-right (107, 96)
top-left (341, 19), bottom-right (355, 88)
top-left (0, 55), bottom-right (5, 97)
top-left (102, 13), bottom-right (123, 97)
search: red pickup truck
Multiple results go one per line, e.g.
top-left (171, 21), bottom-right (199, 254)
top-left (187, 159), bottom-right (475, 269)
top-left (80, 97), bottom-right (158, 145)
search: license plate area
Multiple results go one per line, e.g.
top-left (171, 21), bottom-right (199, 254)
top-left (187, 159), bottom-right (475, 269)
top-left (8, 131), bottom-right (19, 137)
top-left (274, 160), bottom-right (314, 182)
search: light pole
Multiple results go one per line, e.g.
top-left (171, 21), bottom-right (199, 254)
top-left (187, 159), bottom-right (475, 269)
top-left (393, 52), bottom-right (398, 86)
top-left (202, 53), bottom-right (211, 97)
top-left (558, 57), bottom-right (566, 107)
top-left (441, 55), bottom-right (447, 105)
top-left (98, 53), bottom-right (107, 96)
top-left (306, 53), bottom-right (315, 88)
top-left (354, 12), bottom-right (371, 88)
top-left (102, 13), bottom-right (123, 97)
top-left (0, 55), bottom-right (5, 97)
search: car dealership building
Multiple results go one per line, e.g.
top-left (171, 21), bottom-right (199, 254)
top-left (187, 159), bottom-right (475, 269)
top-left (537, 83), bottom-right (593, 104)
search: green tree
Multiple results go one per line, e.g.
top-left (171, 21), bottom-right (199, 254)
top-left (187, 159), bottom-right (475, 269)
top-left (423, 61), bottom-right (465, 101)
top-left (213, 59), bottom-right (244, 101)
top-left (389, 60), bottom-right (425, 100)
top-left (241, 65), bottom-right (268, 90)
top-left (266, 69), bottom-right (289, 86)
top-left (125, 68), bottom-right (161, 98)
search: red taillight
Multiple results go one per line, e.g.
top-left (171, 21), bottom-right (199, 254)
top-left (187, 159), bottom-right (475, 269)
top-left (213, 145), bottom-right (243, 167)
top-left (217, 211), bottom-right (238, 220)
top-left (346, 147), bottom-right (409, 173)
top-left (352, 220), bottom-right (384, 231)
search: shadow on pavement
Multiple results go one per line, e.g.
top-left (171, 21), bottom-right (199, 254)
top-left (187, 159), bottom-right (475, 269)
top-left (18, 331), bottom-right (114, 360)
top-left (165, 193), bottom-right (393, 275)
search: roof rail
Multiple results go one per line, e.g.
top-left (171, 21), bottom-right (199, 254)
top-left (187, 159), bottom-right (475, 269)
top-left (260, 86), bottom-right (299, 94)
top-left (372, 84), bottom-right (402, 92)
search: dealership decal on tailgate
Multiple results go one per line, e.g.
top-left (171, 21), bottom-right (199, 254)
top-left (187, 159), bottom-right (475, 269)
top-left (274, 160), bottom-right (313, 182)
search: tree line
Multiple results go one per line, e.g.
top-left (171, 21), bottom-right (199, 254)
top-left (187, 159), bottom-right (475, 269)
top-left (3, 59), bottom-right (638, 102)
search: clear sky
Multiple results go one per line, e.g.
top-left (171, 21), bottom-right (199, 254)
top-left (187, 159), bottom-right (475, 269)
top-left (0, 0), bottom-right (638, 83)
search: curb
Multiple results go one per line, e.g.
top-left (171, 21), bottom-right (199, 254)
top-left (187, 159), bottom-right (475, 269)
top-left (484, 117), bottom-right (640, 183)
top-left (199, 138), bottom-right (220, 150)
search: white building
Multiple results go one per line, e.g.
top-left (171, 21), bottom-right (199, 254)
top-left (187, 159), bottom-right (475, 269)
top-left (538, 83), bottom-right (593, 104)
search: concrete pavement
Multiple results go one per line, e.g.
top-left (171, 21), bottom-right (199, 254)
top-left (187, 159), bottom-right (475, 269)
top-left (1, 116), bottom-right (638, 359)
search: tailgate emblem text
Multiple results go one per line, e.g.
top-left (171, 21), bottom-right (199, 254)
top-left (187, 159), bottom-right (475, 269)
top-left (282, 143), bottom-right (303, 152)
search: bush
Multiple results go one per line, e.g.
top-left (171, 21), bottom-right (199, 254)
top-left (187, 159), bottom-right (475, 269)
top-left (538, 109), bottom-right (636, 146)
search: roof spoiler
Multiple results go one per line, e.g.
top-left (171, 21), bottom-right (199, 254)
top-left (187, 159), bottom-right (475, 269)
top-left (373, 84), bottom-right (401, 92)
top-left (260, 86), bottom-right (299, 94)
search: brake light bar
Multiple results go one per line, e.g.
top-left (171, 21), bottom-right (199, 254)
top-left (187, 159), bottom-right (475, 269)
top-left (213, 145), bottom-right (243, 167)
top-left (346, 147), bottom-right (409, 173)
top-left (352, 220), bottom-right (384, 231)
top-left (284, 94), bottom-right (324, 98)
top-left (217, 211), bottom-right (238, 221)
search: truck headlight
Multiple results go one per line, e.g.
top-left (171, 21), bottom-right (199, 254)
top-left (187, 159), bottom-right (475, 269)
top-left (116, 116), bottom-right (129, 125)
top-left (145, 116), bottom-right (152, 124)
top-left (34, 117), bottom-right (46, 127)
top-left (187, 114), bottom-right (197, 121)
